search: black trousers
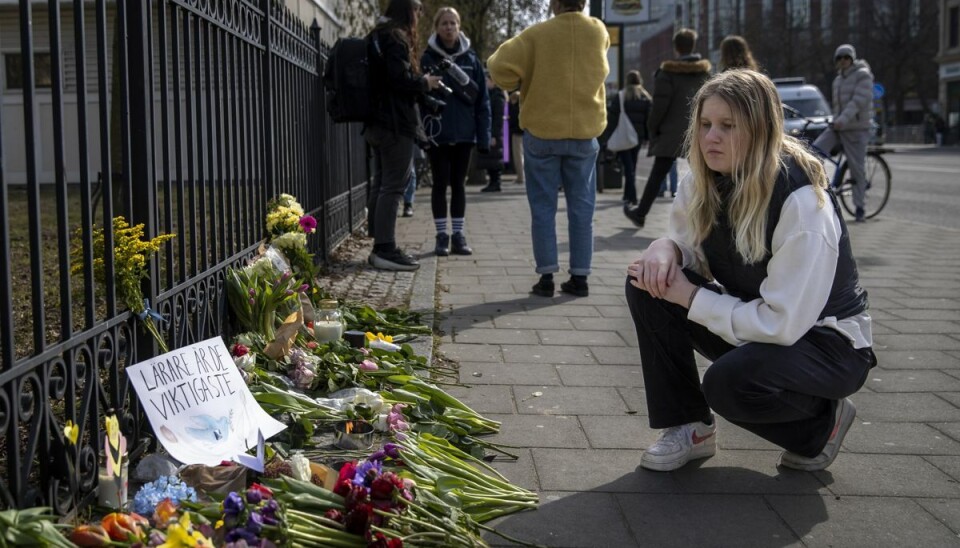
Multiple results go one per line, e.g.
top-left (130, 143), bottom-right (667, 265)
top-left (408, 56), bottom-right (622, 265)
top-left (366, 126), bottom-right (414, 248)
top-left (428, 143), bottom-right (474, 220)
top-left (636, 156), bottom-right (676, 217)
top-left (625, 276), bottom-right (876, 457)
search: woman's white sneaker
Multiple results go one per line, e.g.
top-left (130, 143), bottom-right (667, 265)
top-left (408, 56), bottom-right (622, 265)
top-left (641, 420), bottom-right (717, 472)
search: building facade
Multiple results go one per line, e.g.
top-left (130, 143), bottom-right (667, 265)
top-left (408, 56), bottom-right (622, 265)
top-left (938, 0), bottom-right (960, 143)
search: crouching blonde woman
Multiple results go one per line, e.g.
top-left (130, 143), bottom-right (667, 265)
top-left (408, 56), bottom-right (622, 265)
top-left (624, 70), bottom-right (876, 472)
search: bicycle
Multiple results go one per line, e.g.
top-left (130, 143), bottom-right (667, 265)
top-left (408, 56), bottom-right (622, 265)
top-left (785, 105), bottom-right (892, 220)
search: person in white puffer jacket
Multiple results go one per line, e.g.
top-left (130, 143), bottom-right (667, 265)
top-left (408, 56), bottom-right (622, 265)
top-left (813, 44), bottom-right (875, 222)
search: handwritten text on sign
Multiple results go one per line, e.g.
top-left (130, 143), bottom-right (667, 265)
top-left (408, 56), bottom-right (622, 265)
top-left (128, 337), bottom-right (285, 466)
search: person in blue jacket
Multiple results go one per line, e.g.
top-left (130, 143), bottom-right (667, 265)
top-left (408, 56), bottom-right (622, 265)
top-left (421, 6), bottom-right (490, 256)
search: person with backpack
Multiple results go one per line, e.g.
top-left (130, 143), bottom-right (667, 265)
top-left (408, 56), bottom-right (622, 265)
top-left (364, 0), bottom-right (442, 271)
top-left (606, 70), bottom-right (651, 206)
top-left (421, 6), bottom-right (491, 256)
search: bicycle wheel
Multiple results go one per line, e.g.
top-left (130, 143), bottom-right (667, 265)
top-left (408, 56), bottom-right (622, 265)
top-left (837, 152), bottom-right (891, 219)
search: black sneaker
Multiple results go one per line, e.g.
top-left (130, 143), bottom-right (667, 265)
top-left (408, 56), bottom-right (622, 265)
top-left (435, 233), bottom-right (450, 256)
top-left (402, 203), bottom-right (414, 217)
top-left (451, 232), bottom-right (473, 255)
top-left (480, 184), bottom-right (501, 192)
top-left (624, 204), bottom-right (645, 228)
top-left (368, 248), bottom-right (420, 271)
top-left (530, 276), bottom-right (554, 297)
top-left (855, 207), bottom-right (865, 223)
top-left (560, 276), bottom-right (589, 297)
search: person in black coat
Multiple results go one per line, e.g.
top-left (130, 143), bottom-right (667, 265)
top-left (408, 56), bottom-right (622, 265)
top-left (606, 70), bottom-right (652, 205)
top-left (365, 0), bottom-right (442, 271)
top-left (481, 71), bottom-right (508, 192)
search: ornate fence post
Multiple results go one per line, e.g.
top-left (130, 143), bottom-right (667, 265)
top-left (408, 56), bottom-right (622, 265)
top-left (310, 19), bottom-right (328, 262)
top-left (261, 0), bottom-right (276, 201)
top-left (126, 0), bottom-right (159, 362)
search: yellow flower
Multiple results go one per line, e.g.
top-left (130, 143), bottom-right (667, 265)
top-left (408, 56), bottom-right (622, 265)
top-left (63, 420), bottom-right (79, 445)
top-left (159, 513), bottom-right (212, 547)
top-left (365, 332), bottom-right (393, 343)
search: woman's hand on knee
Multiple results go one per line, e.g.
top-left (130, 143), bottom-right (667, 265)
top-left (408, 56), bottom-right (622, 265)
top-left (627, 238), bottom-right (681, 298)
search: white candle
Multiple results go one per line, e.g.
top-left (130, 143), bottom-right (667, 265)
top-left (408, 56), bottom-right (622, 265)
top-left (97, 462), bottom-right (128, 509)
top-left (313, 320), bottom-right (343, 343)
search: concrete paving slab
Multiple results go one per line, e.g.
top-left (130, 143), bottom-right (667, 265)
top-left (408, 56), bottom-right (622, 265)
top-left (815, 454), bottom-right (960, 497)
top-left (925, 455), bottom-right (960, 483)
top-left (485, 492), bottom-right (639, 548)
top-left (578, 416), bottom-right (656, 449)
top-left (840, 421), bottom-right (960, 455)
top-left (483, 414), bottom-right (589, 449)
top-left (618, 494), bottom-right (802, 546)
top-left (872, 349), bottom-right (960, 369)
top-left (671, 451), bottom-right (830, 495)
top-left (590, 345), bottom-right (641, 365)
top-left (767, 495), bottom-right (960, 547)
top-left (555, 364), bottom-right (643, 387)
top-left (530, 448), bottom-right (679, 493)
top-left (513, 385), bottom-right (628, 415)
top-left (487, 448), bottom-right (541, 493)
top-left (457, 362), bottom-right (562, 386)
top-left (450, 328), bottom-right (542, 345)
top-left (885, 308), bottom-right (960, 321)
top-left (864, 369), bottom-right (960, 392)
top-left (850, 392), bottom-right (960, 422)
top-left (877, 319), bottom-right (960, 334)
top-left (538, 329), bottom-right (628, 347)
top-left (493, 314), bottom-right (576, 330)
top-left (439, 342), bottom-right (503, 362)
top-left (715, 417), bottom-right (782, 451)
top-left (445, 384), bottom-right (516, 414)
top-left (915, 498), bottom-right (960, 535)
top-left (501, 344), bottom-right (597, 365)
top-left (873, 333), bottom-right (960, 351)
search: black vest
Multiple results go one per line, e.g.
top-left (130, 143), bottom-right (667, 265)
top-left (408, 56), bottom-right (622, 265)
top-left (701, 160), bottom-right (868, 321)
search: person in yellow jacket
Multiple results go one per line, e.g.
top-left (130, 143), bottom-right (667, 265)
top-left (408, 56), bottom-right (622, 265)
top-left (487, 0), bottom-right (609, 298)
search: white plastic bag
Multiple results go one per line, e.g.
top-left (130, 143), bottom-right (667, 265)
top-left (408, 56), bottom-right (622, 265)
top-left (607, 90), bottom-right (639, 152)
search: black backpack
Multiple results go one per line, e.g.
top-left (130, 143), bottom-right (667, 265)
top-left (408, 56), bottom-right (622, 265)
top-left (323, 36), bottom-right (373, 123)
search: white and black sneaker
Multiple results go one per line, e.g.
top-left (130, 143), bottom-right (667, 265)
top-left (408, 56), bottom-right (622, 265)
top-left (779, 398), bottom-right (856, 471)
top-left (368, 248), bottom-right (420, 271)
top-left (640, 420), bottom-right (717, 472)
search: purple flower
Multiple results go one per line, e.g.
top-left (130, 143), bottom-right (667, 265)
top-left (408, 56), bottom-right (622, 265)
top-left (298, 284), bottom-right (309, 293)
top-left (359, 359), bottom-right (378, 372)
top-left (353, 459), bottom-right (382, 486)
top-left (226, 527), bottom-right (259, 544)
top-left (383, 443), bottom-right (401, 459)
top-left (245, 487), bottom-right (263, 505)
top-left (299, 215), bottom-right (317, 234)
top-left (223, 491), bottom-right (245, 516)
top-left (248, 288), bottom-right (256, 297)
top-left (246, 510), bottom-right (264, 534)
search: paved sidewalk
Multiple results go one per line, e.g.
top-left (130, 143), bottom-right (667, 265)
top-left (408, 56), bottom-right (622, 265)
top-left (347, 157), bottom-right (960, 547)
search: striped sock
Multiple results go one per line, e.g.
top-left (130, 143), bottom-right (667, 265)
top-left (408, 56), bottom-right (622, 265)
top-left (434, 218), bottom-right (448, 234)
top-left (452, 218), bottom-right (465, 234)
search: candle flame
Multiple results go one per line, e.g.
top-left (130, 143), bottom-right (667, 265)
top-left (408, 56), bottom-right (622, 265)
top-left (346, 421), bottom-right (354, 434)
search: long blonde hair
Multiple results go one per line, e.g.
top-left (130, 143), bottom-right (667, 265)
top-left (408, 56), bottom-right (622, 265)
top-left (684, 69), bottom-right (827, 264)
top-left (623, 70), bottom-right (651, 101)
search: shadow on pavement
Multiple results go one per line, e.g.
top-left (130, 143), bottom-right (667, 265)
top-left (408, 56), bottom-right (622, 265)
top-left (484, 467), bottom-right (828, 547)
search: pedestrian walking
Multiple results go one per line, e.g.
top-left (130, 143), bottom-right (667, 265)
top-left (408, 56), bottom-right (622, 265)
top-left (487, 0), bottom-right (609, 298)
top-left (625, 69), bottom-right (876, 472)
top-left (625, 28), bottom-right (710, 228)
top-left (508, 91), bottom-right (524, 184)
top-left (481, 71), bottom-right (508, 193)
top-left (812, 44), bottom-right (874, 223)
top-left (365, 0), bottom-right (443, 271)
top-left (718, 35), bottom-right (759, 72)
top-left (606, 70), bottom-right (651, 206)
top-left (421, 6), bottom-right (490, 256)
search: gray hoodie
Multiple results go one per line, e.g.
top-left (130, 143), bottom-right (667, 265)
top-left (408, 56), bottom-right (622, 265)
top-left (832, 59), bottom-right (874, 131)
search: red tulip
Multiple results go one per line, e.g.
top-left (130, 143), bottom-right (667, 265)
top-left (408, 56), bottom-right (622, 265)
top-left (69, 524), bottom-right (111, 546)
top-left (101, 511), bottom-right (146, 541)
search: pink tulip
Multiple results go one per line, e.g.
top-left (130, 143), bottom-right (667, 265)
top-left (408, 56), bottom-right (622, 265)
top-left (359, 360), bottom-right (379, 372)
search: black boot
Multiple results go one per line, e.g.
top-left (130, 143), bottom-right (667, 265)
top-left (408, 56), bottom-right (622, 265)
top-left (560, 275), bottom-right (589, 297)
top-left (435, 233), bottom-right (450, 256)
top-left (624, 204), bottom-right (645, 228)
top-left (451, 232), bottom-right (473, 255)
top-left (480, 184), bottom-right (501, 192)
top-left (530, 274), bottom-right (554, 297)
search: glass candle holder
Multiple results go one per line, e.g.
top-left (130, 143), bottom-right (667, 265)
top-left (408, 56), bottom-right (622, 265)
top-left (97, 460), bottom-right (129, 509)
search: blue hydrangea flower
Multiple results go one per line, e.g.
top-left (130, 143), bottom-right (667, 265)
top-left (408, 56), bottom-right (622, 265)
top-left (132, 475), bottom-right (197, 516)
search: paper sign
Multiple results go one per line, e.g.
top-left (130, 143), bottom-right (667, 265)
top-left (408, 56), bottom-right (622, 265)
top-left (127, 337), bottom-right (286, 466)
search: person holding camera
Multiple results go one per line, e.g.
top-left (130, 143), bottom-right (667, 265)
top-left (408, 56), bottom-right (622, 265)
top-left (365, 0), bottom-right (443, 271)
top-left (421, 6), bottom-right (491, 256)
top-left (488, 0), bottom-right (609, 298)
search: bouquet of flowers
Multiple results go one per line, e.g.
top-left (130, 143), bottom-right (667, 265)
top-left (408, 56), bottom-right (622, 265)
top-left (218, 484), bottom-right (286, 547)
top-left (265, 193), bottom-right (317, 282)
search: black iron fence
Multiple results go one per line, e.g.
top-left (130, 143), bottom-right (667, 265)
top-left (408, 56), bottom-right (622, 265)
top-left (0, 0), bottom-right (368, 511)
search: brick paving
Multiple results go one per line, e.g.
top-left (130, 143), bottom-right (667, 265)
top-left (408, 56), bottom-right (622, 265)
top-left (328, 154), bottom-right (960, 547)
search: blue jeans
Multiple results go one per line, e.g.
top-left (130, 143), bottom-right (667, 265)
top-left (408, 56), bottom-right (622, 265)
top-left (403, 169), bottom-right (417, 205)
top-left (659, 162), bottom-right (678, 194)
top-left (522, 131), bottom-right (599, 276)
